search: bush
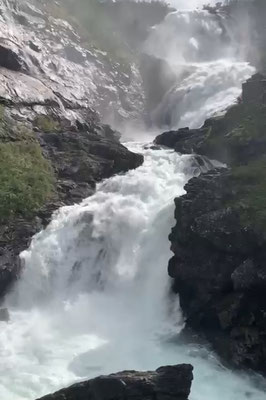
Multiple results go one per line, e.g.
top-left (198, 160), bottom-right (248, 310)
top-left (0, 141), bottom-right (55, 221)
top-left (34, 115), bottom-right (60, 133)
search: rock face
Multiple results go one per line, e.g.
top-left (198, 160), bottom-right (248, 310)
top-left (36, 364), bottom-right (193, 400)
top-left (157, 74), bottom-right (266, 374)
top-left (169, 169), bottom-right (266, 373)
top-left (0, 0), bottom-right (146, 125)
top-left (0, 0), bottom-right (154, 300)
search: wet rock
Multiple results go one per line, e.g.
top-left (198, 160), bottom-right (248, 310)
top-left (155, 127), bottom-right (207, 154)
top-left (169, 168), bottom-right (266, 373)
top-left (242, 73), bottom-right (266, 104)
top-left (0, 307), bottom-right (9, 321)
top-left (0, 39), bottom-right (27, 72)
top-left (36, 364), bottom-right (193, 400)
top-left (140, 54), bottom-right (177, 118)
top-left (155, 74), bottom-right (266, 166)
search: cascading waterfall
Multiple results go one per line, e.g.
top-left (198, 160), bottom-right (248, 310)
top-left (1, 145), bottom-right (265, 400)
top-left (0, 2), bottom-right (264, 400)
top-left (144, 7), bottom-right (255, 128)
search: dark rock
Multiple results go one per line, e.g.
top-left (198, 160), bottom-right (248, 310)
top-left (0, 39), bottom-right (27, 72)
top-left (0, 307), bottom-right (9, 321)
top-left (155, 74), bottom-right (266, 165)
top-left (155, 127), bottom-right (208, 154)
top-left (140, 54), bottom-right (177, 117)
top-left (242, 73), bottom-right (266, 104)
top-left (169, 168), bottom-right (266, 373)
top-left (36, 364), bottom-right (193, 400)
top-left (28, 40), bottom-right (41, 53)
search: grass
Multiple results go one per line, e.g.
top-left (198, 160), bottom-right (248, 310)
top-left (34, 115), bottom-right (60, 133)
top-left (0, 107), bottom-right (55, 221)
top-left (229, 159), bottom-right (266, 233)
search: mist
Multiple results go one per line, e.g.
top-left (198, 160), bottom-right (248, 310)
top-left (0, 1), bottom-right (265, 400)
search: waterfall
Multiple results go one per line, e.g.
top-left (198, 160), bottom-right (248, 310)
top-left (0, 2), bottom-right (264, 400)
top-left (144, 8), bottom-right (255, 128)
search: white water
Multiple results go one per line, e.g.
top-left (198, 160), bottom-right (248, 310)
top-left (0, 2), bottom-right (264, 400)
top-left (1, 144), bottom-right (265, 400)
top-left (144, 8), bottom-right (255, 128)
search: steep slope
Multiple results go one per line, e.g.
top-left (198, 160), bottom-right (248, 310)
top-left (157, 74), bottom-right (266, 373)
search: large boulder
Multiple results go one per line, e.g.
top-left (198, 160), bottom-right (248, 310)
top-left (36, 364), bottom-right (193, 400)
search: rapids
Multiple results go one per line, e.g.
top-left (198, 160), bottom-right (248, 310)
top-left (0, 144), bottom-right (265, 400)
top-left (0, 1), bottom-right (264, 400)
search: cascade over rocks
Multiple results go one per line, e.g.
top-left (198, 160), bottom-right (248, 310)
top-left (36, 364), bottom-right (193, 400)
top-left (0, 0), bottom-right (150, 301)
top-left (0, 119), bottom-right (143, 301)
top-left (156, 74), bottom-right (266, 374)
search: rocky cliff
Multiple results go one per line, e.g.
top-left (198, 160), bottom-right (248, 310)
top-left (36, 364), bottom-right (193, 400)
top-left (156, 73), bottom-right (266, 374)
top-left (0, 0), bottom-right (164, 300)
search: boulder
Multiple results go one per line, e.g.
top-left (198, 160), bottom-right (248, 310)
top-left (36, 364), bottom-right (193, 400)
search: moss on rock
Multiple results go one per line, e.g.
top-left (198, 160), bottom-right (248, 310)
top-left (199, 103), bottom-right (266, 164)
top-left (229, 159), bottom-right (266, 234)
top-left (34, 115), bottom-right (60, 133)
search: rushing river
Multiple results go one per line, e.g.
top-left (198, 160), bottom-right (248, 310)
top-left (0, 1), bottom-right (264, 399)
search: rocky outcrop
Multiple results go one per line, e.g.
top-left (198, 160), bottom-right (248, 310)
top-left (157, 74), bottom-right (266, 374)
top-left (36, 364), bottom-right (193, 400)
top-left (155, 127), bottom-right (208, 154)
top-left (156, 74), bottom-right (266, 165)
top-left (169, 169), bottom-right (266, 373)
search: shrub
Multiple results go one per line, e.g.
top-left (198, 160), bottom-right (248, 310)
top-left (0, 141), bottom-right (55, 221)
top-left (34, 115), bottom-right (60, 133)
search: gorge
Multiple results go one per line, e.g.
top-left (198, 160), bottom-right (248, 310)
top-left (0, 0), bottom-right (266, 399)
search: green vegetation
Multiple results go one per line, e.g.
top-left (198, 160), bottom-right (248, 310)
top-left (0, 104), bottom-right (4, 121)
top-left (229, 159), bottom-right (266, 233)
top-left (0, 108), bottom-right (55, 221)
top-left (34, 115), bottom-right (60, 133)
top-left (200, 104), bottom-right (266, 164)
